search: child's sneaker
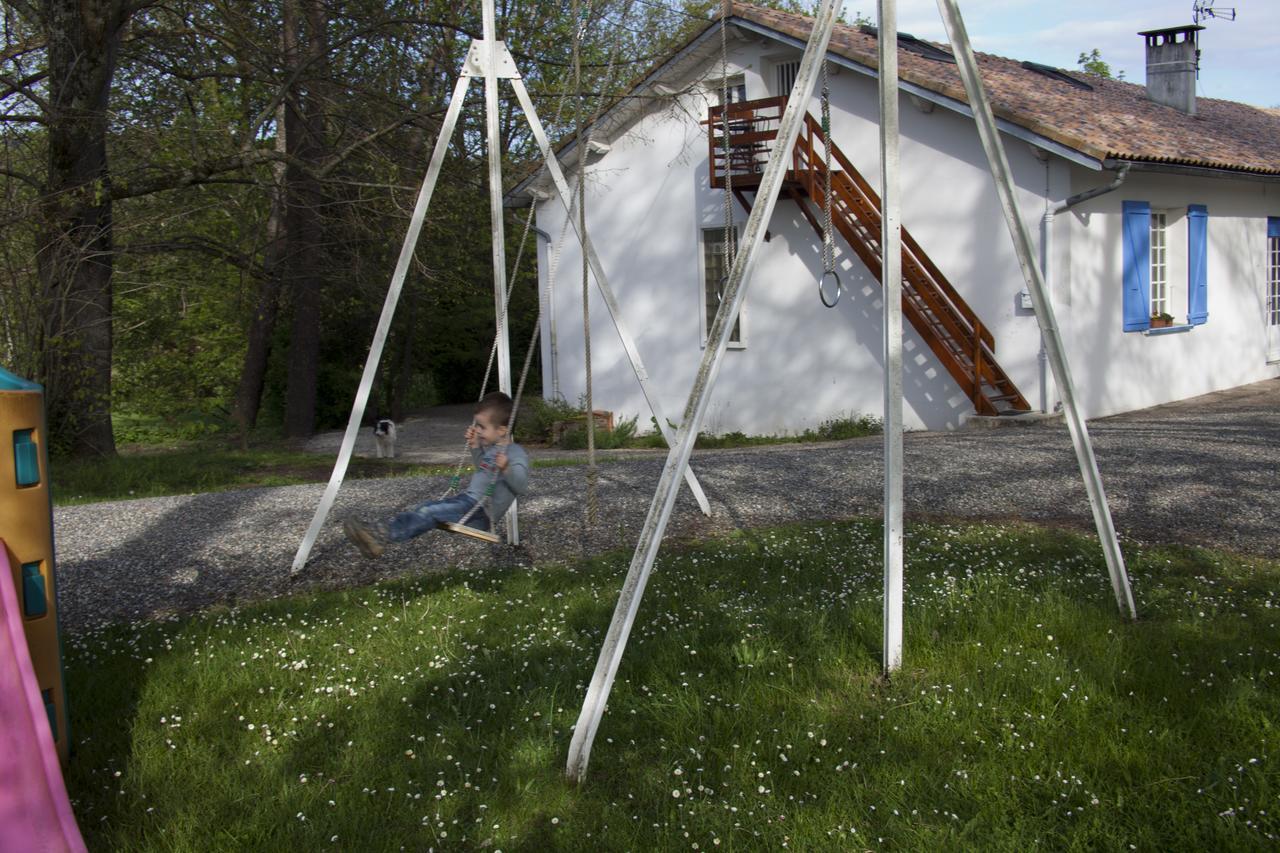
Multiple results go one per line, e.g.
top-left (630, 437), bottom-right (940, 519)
top-left (343, 518), bottom-right (387, 559)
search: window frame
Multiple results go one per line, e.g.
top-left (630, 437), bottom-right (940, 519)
top-left (1267, 218), bottom-right (1280, 361)
top-left (711, 74), bottom-right (747, 106)
top-left (699, 225), bottom-right (745, 349)
top-left (1122, 200), bottom-right (1207, 332)
top-left (775, 60), bottom-right (800, 97)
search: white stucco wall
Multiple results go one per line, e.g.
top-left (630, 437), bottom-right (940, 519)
top-left (535, 36), bottom-right (1280, 434)
top-left (1056, 170), bottom-right (1280, 419)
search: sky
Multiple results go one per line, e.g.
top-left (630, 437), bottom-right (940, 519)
top-left (844, 0), bottom-right (1279, 108)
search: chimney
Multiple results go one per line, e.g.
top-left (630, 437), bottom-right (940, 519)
top-left (1138, 25), bottom-right (1203, 115)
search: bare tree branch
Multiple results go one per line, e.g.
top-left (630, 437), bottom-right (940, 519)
top-left (0, 71), bottom-right (50, 109)
top-left (0, 35), bottom-right (46, 65)
top-left (0, 166), bottom-right (42, 190)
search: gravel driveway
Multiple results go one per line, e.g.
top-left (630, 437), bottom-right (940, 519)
top-left (53, 379), bottom-right (1280, 634)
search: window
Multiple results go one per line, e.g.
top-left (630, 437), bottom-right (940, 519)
top-left (1122, 200), bottom-right (1208, 331)
top-left (1268, 217), bottom-right (1280, 361)
top-left (1150, 212), bottom-right (1168, 317)
top-left (701, 227), bottom-right (742, 346)
top-left (714, 75), bottom-right (746, 106)
top-left (775, 60), bottom-right (800, 96)
top-left (1269, 224), bottom-right (1280, 326)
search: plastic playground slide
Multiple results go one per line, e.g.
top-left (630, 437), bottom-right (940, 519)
top-left (0, 540), bottom-right (86, 853)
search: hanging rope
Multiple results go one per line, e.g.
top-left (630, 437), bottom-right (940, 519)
top-left (572, 0), bottom-right (599, 525)
top-left (719, 0), bottom-right (735, 297)
top-left (818, 56), bottom-right (843, 308)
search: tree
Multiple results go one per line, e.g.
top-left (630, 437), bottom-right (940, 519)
top-left (1077, 48), bottom-right (1125, 81)
top-left (31, 0), bottom-right (143, 456)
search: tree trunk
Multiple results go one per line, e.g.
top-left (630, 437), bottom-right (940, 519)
top-left (37, 0), bottom-right (129, 457)
top-left (281, 0), bottom-right (328, 439)
top-left (231, 99), bottom-right (289, 442)
top-left (230, 192), bottom-right (285, 440)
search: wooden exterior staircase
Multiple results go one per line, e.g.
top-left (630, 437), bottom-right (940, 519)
top-left (706, 96), bottom-right (1031, 417)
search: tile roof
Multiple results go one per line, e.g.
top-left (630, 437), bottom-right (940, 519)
top-left (728, 2), bottom-right (1280, 176)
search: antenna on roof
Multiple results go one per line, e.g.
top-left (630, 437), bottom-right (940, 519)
top-left (1192, 1), bottom-right (1236, 24)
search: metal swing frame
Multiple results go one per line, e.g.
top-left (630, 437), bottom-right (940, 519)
top-left (564, 0), bottom-right (1137, 783)
top-left (289, 0), bottom-right (713, 574)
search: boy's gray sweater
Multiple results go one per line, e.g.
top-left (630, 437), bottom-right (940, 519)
top-left (467, 443), bottom-right (530, 523)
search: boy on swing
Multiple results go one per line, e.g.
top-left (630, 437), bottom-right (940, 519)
top-left (343, 392), bottom-right (530, 559)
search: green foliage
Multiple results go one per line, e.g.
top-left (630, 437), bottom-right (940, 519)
top-left (1077, 48), bottom-right (1126, 81)
top-left (50, 445), bottom-right (451, 505)
top-left (516, 395), bottom-right (585, 443)
top-left (61, 520), bottom-right (1280, 849)
top-left (802, 412), bottom-right (883, 441)
top-left (556, 413), bottom-right (639, 449)
top-left (694, 413), bottom-right (882, 448)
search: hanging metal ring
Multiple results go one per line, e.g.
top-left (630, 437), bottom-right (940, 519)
top-left (716, 274), bottom-right (728, 304)
top-left (819, 270), bottom-right (842, 308)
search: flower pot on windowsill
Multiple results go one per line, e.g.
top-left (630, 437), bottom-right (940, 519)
top-left (1150, 313), bottom-right (1175, 328)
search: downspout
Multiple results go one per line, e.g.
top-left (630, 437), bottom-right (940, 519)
top-left (1038, 161), bottom-right (1131, 412)
top-left (531, 225), bottom-right (557, 399)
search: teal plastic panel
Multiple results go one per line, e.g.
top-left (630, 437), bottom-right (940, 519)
top-left (42, 689), bottom-right (58, 742)
top-left (22, 562), bottom-right (47, 618)
top-left (14, 429), bottom-right (39, 487)
top-left (0, 366), bottom-right (40, 391)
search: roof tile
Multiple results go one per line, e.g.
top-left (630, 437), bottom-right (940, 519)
top-left (731, 2), bottom-right (1280, 174)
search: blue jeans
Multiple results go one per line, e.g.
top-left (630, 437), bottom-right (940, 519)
top-left (385, 493), bottom-right (490, 543)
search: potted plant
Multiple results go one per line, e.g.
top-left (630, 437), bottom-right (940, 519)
top-left (1150, 311), bottom-right (1175, 328)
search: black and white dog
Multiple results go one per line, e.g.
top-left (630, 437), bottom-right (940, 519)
top-left (372, 417), bottom-right (397, 458)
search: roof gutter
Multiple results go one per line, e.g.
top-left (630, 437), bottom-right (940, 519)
top-left (1102, 157), bottom-right (1280, 184)
top-left (1037, 162), bottom-right (1131, 412)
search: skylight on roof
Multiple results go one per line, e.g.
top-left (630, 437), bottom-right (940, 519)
top-left (1020, 61), bottom-right (1094, 91)
top-left (858, 25), bottom-right (956, 64)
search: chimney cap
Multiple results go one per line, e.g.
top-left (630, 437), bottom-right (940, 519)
top-left (1137, 24), bottom-right (1204, 40)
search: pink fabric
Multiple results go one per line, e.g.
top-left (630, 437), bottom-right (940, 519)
top-left (0, 541), bottom-right (86, 853)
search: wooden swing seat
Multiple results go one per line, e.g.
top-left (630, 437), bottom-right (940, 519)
top-left (440, 521), bottom-right (501, 544)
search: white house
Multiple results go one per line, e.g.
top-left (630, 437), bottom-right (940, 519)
top-left (512, 3), bottom-right (1280, 435)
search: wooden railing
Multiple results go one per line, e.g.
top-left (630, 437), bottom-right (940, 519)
top-left (706, 96), bottom-right (1029, 416)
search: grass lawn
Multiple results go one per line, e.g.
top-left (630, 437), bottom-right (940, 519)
top-left (62, 520), bottom-right (1279, 850)
top-left (49, 448), bottom-right (582, 506)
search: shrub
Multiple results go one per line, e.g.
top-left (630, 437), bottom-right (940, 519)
top-left (807, 413), bottom-right (882, 441)
top-left (515, 396), bottom-right (580, 443)
top-left (556, 414), bottom-right (638, 449)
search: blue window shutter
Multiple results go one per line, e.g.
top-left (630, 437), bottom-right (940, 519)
top-left (1187, 204), bottom-right (1208, 325)
top-left (1122, 201), bottom-right (1151, 331)
top-left (1268, 217), bottom-right (1280, 239)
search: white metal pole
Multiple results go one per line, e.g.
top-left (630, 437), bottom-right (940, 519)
top-left (291, 75), bottom-right (473, 574)
top-left (877, 0), bottom-right (905, 673)
top-left (482, 0), bottom-right (519, 544)
top-left (510, 77), bottom-right (713, 517)
top-left (934, 0), bottom-right (1136, 618)
top-left (564, 0), bottom-right (841, 783)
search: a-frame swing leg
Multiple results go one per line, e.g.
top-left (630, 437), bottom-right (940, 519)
top-left (480, 3), bottom-right (520, 545)
top-left (510, 77), bottom-right (713, 517)
top-left (291, 73), bottom-right (473, 574)
top-left (877, 0), bottom-right (906, 674)
top-left (934, 0), bottom-right (1136, 618)
top-left (564, 0), bottom-right (841, 784)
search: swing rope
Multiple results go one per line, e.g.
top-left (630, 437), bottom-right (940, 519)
top-left (719, 0), bottom-right (736, 296)
top-left (818, 55), bottom-right (842, 308)
top-left (573, 0), bottom-right (600, 525)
